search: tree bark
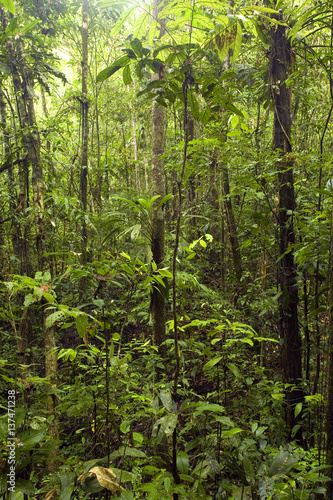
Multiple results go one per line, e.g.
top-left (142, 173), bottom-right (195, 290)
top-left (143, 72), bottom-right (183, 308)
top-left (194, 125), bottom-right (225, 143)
top-left (269, 9), bottom-right (303, 441)
top-left (327, 187), bottom-right (333, 498)
top-left (221, 5), bottom-right (242, 286)
top-left (44, 305), bottom-right (59, 473)
top-left (222, 167), bottom-right (242, 284)
top-left (151, 0), bottom-right (166, 362)
top-left (80, 0), bottom-right (89, 265)
top-left (15, 38), bottom-right (45, 271)
top-left (3, 11), bottom-right (45, 271)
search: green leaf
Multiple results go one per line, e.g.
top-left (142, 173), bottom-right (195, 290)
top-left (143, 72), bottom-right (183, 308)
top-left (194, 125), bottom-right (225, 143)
top-left (130, 38), bottom-right (143, 57)
top-left (294, 402), bottom-right (302, 417)
top-left (43, 292), bottom-right (55, 303)
top-left (186, 252), bottom-right (196, 260)
top-left (268, 449), bottom-right (299, 477)
top-left (97, 56), bottom-right (131, 83)
top-left (241, 5), bottom-right (278, 14)
top-left (154, 414), bottom-right (178, 436)
top-left (230, 114), bottom-right (239, 128)
top-left (0, 0), bottom-right (15, 14)
top-left (23, 293), bottom-right (36, 308)
top-left (18, 429), bottom-right (46, 449)
top-left (120, 420), bottom-right (131, 434)
top-left (76, 313), bottom-right (88, 337)
top-left (160, 389), bottom-right (173, 412)
top-left (220, 427), bottom-right (242, 438)
top-left (203, 356), bottom-right (223, 372)
top-left (57, 348), bottom-right (77, 362)
top-left (156, 193), bottom-right (173, 210)
top-left (177, 452), bottom-right (189, 475)
top-left (188, 91), bottom-right (200, 120)
top-left (109, 447), bottom-right (147, 460)
top-left (243, 457), bottom-right (254, 484)
top-left (15, 479), bottom-right (35, 496)
top-left (45, 311), bottom-right (64, 329)
top-left (201, 106), bottom-right (211, 125)
top-left (164, 476), bottom-right (172, 493)
top-left (193, 403), bottom-right (225, 416)
top-left (227, 363), bottom-right (242, 379)
top-left (252, 20), bottom-right (270, 46)
top-left (123, 64), bottom-right (133, 85)
top-left (198, 0), bottom-right (227, 9)
top-left (159, 269), bottom-right (173, 278)
top-left (133, 432), bottom-right (144, 444)
top-left (111, 5), bottom-right (137, 37)
top-left (59, 473), bottom-right (75, 500)
top-left (21, 20), bottom-right (39, 36)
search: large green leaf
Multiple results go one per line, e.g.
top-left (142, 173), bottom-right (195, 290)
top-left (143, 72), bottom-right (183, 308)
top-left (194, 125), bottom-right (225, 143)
top-left (153, 414), bottom-right (178, 436)
top-left (109, 447), bottom-right (146, 460)
top-left (160, 389), bottom-right (173, 412)
top-left (76, 313), bottom-right (88, 337)
top-left (45, 310), bottom-right (64, 329)
top-left (130, 38), bottom-right (143, 57)
top-left (123, 64), bottom-right (133, 85)
top-left (193, 403), bottom-right (225, 416)
top-left (18, 429), bottom-right (47, 449)
top-left (203, 356), bottom-right (222, 372)
top-left (0, 0), bottom-right (15, 14)
top-left (59, 473), bottom-right (75, 500)
top-left (97, 56), bottom-right (131, 83)
top-left (220, 427), bottom-right (242, 438)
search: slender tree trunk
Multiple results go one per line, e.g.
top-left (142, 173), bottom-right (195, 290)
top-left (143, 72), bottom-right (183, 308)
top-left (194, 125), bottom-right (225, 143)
top-left (131, 106), bottom-right (140, 193)
top-left (80, 0), bottom-right (89, 265)
top-left (186, 115), bottom-right (196, 225)
top-left (222, 168), bottom-right (242, 284)
top-left (151, 0), bottom-right (166, 362)
top-left (269, 8), bottom-right (303, 441)
top-left (0, 80), bottom-right (15, 268)
top-left (44, 304), bottom-right (59, 473)
top-left (221, 5), bottom-right (242, 286)
top-left (327, 201), bottom-right (333, 496)
top-left (219, 173), bottom-right (226, 292)
top-left (3, 24), bottom-right (31, 277)
top-left (3, 13), bottom-right (60, 466)
top-left (15, 39), bottom-right (45, 271)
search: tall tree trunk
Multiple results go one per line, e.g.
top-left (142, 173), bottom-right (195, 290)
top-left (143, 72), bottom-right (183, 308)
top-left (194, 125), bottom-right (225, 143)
top-left (269, 8), bottom-right (303, 441)
top-left (151, 0), bottom-right (166, 362)
top-left (0, 79), bottom-right (15, 268)
top-left (327, 199), bottom-right (333, 497)
top-left (80, 0), bottom-right (89, 266)
top-left (44, 305), bottom-right (59, 473)
top-left (221, 3), bottom-right (242, 286)
top-left (15, 39), bottom-right (45, 271)
top-left (222, 167), bottom-right (242, 284)
top-left (131, 105), bottom-right (140, 193)
top-left (3, 15), bottom-right (45, 271)
top-left (186, 115), bottom-right (196, 226)
top-left (4, 13), bottom-right (60, 467)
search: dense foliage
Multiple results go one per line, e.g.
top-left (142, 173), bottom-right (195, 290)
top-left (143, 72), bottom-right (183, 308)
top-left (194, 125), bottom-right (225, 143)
top-left (0, 0), bottom-right (333, 498)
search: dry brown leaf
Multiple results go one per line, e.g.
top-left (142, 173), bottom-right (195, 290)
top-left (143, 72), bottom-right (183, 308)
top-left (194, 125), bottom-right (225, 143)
top-left (45, 488), bottom-right (57, 500)
top-left (85, 466), bottom-right (125, 493)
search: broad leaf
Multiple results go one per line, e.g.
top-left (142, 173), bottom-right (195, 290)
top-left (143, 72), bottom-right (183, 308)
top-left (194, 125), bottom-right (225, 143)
top-left (76, 313), bottom-right (88, 337)
top-left (203, 356), bottom-right (223, 372)
top-left (123, 64), bottom-right (133, 85)
top-left (0, 0), bottom-right (15, 14)
top-left (45, 311), bottom-right (64, 329)
top-left (130, 38), bottom-right (143, 57)
top-left (97, 56), bottom-right (131, 83)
